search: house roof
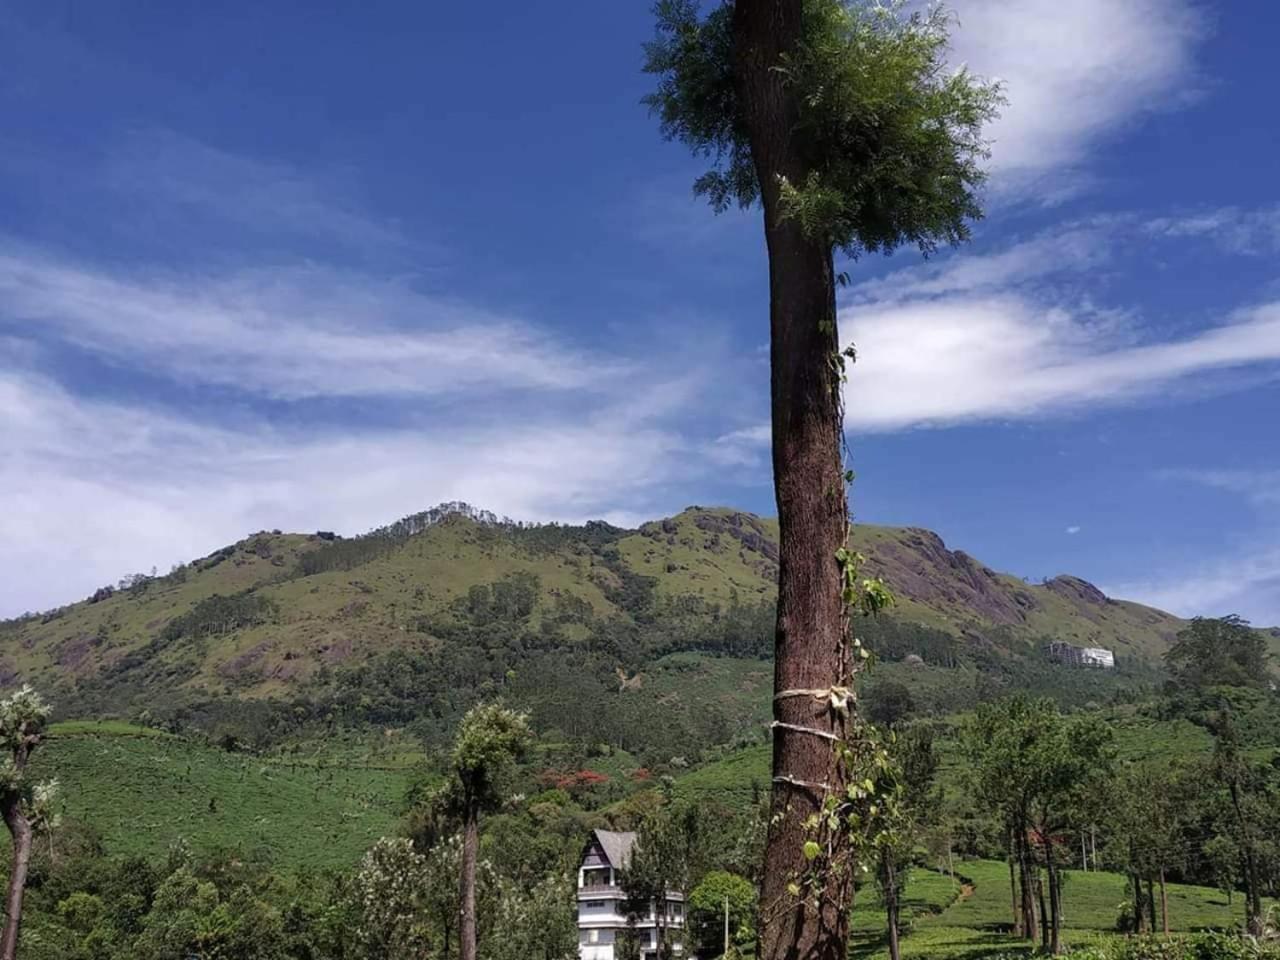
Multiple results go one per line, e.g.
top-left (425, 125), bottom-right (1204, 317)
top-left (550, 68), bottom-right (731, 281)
top-left (593, 829), bottom-right (637, 870)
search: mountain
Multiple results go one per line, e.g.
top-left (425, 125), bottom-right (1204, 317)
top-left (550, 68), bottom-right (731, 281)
top-left (2, 503), bottom-right (1187, 720)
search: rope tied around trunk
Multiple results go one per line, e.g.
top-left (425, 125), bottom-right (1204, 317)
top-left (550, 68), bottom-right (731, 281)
top-left (772, 773), bottom-right (832, 793)
top-left (774, 684), bottom-right (853, 713)
top-left (770, 720), bottom-right (842, 742)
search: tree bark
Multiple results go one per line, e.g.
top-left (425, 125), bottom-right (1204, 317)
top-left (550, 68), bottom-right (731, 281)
top-left (1131, 871), bottom-right (1147, 935)
top-left (1008, 837), bottom-right (1022, 938)
top-left (0, 803), bottom-right (32, 960)
top-left (734, 5), bottom-right (854, 960)
top-left (1227, 770), bottom-right (1263, 936)
top-left (1036, 871), bottom-right (1049, 950)
top-left (1159, 867), bottom-right (1169, 935)
top-left (1016, 828), bottom-right (1037, 940)
top-left (1044, 839), bottom-right (1061, 956)
top-left (459, 804), bottom-right (479, 960)
top-left (656, 894), bottom-right (667, 960)
top-left (1146, 876), bottom-right (1158, 935)
top-left (883, 850), bottom-right (901, 960)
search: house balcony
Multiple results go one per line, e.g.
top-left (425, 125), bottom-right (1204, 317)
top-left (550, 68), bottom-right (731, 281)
top-left (578, 884), bottom-right (625, 898)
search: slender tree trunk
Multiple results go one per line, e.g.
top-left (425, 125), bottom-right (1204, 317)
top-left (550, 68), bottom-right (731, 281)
top-left (1044, 839), bottom-right (1061, 956)
top-left (0, 803), bottom-right (33, 960)
top-left (1036, 871), bottom-right (1049, 950)
top-left (1016, 828), bottom-right (1037, 940)
top-left (459, 803), bottom-right (479, 960)
top-left (735, 5), bottom-right (854, 960)
top-left (1159, 867), bottom-right (1169, 935)
top-left (1146, 877), bottom-right (1158, 935)
top-left (1008, 838), bottom-right (1022, 938)
top-left (883, 850), bottom-right (901, 960)
top-left (1131, 871), bottom-right (1147, 935)
top-left (1227, 774), bottom-right (1264, 936)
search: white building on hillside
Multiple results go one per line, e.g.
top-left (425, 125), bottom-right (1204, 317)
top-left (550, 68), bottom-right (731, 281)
top-left (1047, 641), bottom-right (1115, 669)
top-left (578, 829), bottom-right (684, 960)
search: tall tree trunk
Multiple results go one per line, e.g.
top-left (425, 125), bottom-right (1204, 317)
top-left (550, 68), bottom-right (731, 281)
top-left (0, 803), bottom-right (32, 960)
top-left (1044, 839), bottom-right (1061, 956)
top-left (1036, 871), bottom-right (1049, 950)
top-left (1008, 836), bottom-right (1022, 938)
top-left (1159, 867), bottom-right (1169, 935)
top-left (734, 5), bottom-right (854, 960)
top-left (1017, 828), bottom-right (1037, 940)
top-left (1131, 872), bottom-right (1147, 935)
top-left (883, 850), bottom-right (901, 960)
top-left (1227, 773), bottom-right (1263, 936)
top-left (1146, 877), bottom-right (1158, 935)
top-left (459, 804), bottom-right (479, 960)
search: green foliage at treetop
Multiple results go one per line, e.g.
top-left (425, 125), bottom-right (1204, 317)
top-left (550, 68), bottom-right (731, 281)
top-left (451, 702), bottom-right (532, 812)
top-left (1165, 615), bottom-right (1272, 693)
top-left (644, 0), bottom-right (1002, 257)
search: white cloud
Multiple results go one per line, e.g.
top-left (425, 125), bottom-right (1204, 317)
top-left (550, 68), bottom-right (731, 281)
top-left (848, 220), bottom-right (1116, 303)
top-left (718, 296), bottom-right (1280, 443)
top-left (843, 298), bottom-right (1280, 431)
top-left (1144, 206), bottom-right (1280, 255)
top-left (1066, 526), bottom-right (1081, 535)
top-left (0, 372), bottom-right (703, 616)
top-left (0, 245), bottom-right (627, 400)
top-left (103, 130), bottom-right (412, 255)
top-left (1109, 545), bottom-right (1280, 628)
top-left (718, 219), bottom-right (1280, 445)
top-left (946, 0), bottom-right (1204, 196)
top-left (1162, 468), bottom-right (1280, 506)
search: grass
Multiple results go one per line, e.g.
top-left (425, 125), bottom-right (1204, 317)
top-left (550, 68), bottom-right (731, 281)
top-left (848, 858), bottom-right (1278, 960)
top-left (31, 723), bottom-right (413, 872)
top-left (48, 719), bottom-right (172, 738)
top-left (5, 504), bottom-right (1208, 709)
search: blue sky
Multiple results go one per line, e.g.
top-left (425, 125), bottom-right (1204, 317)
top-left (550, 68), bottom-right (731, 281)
top-left (1, 1), bottom-right (1278, 624)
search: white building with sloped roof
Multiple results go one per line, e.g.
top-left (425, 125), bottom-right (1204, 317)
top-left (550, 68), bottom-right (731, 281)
top-left (578, 829), bottom-right (684, 960)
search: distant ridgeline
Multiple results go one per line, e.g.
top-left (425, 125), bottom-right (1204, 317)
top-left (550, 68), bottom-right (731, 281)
top-left (2, 500), bottom-right (1212, 756)
top-left (297, 501), bottom-right (537, 576)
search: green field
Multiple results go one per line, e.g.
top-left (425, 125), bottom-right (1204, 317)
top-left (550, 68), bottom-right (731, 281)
top-left (32, 723), bottom-right (415, 871)
top-left (850, 859), bottom-right (1275, 960)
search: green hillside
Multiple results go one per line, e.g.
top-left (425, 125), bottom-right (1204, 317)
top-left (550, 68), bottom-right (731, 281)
top-left (2, 504), bottom-right (1191, 703)
top-left (32, 722), bottom-right (414, 871)
top-left (0, 501), bottom-right (1237, 779)
top-left (848, 858), bottom-right (1277, 960)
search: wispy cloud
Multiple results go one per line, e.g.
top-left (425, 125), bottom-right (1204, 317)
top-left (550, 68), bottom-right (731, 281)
top-left (1144, 206), bottom-right (1280, 255)
top-left (843, 298), bottom-right (1280, 431)
top-left (0, 245), bottom-right (628, 400)
top-left (1160, 468), bottom-right (1280, 506)
top-left (714, 217), bottom-right (1280, 451)
top-left (0, 371), bottom-right (708, 615)
top-left (719, 296), bottom-right (1280, 443)
top-left (104, 130), bottom-right (413, 256)
top-left (1066, 526), bottom-right (1081, 535)
top-left (946, 0), bottom-right (1205, 197)
top-left (848, 220), bottom-right (1117, 304)
top-left (1109, 545), bottom-right (1280, 628)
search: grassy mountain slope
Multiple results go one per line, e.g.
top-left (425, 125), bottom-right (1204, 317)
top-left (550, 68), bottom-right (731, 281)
top-left (622, 507), bottom-right (1186, 658)
top-left (3, 503), bottom-right (1192, 711)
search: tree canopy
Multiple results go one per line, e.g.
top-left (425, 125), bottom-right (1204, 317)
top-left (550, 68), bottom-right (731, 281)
top-left (644, 0), bottom-right (1001, 257)
top-left (1165, 615), bottom-right (1270, 692)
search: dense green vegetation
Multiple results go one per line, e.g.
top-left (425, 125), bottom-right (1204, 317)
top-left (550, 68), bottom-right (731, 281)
top-left (3, 504), bottom-right (1205, 760)
top-left (3, 502), bottom-right (1279, 960)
